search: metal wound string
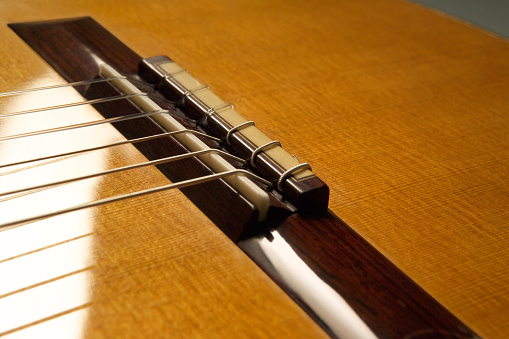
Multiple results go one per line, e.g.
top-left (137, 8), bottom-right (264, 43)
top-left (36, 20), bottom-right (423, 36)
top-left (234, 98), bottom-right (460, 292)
top-left (0, 169), bottom-right (270, 230)
top-left (0, 74), bottom-right (269, 228)
top-left (0, 93), bottom-right (149, 120)
top-left (0, 110), bottom-right (169, 143)
top-left (0, 85), bottom-right (196, 143)
top-left (0, 77), bottom-right (187, 121)
top-left (0, 76), bottom-right (150, 98)
top-left (0, 149), bottom-right (247, 198)
top-left (0, 130), bottom-right (220, 169)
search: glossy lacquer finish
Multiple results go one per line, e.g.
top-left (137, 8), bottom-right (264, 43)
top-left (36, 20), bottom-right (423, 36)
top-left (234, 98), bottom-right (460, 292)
top-left (0, 10), bottom-right (326, 339)
top-left (1, 0), bottom-right (509, 338)
top-left (8, 16), bottom-right (484, 339)
top-left (0, 79), bottom-right (103, 337)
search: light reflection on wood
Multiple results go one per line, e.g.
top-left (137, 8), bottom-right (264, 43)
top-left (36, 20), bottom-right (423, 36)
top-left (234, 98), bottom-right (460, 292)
top-left (0, 78), bottom-right (122, 336)
top-left (0, 42), bottom-right (325, 338)
top-left (0, 236), bottom-right (92, 296)
top-left (2, 308), bottom-right (89, 339)
top-left (0, 271), bottom-right (92, 335)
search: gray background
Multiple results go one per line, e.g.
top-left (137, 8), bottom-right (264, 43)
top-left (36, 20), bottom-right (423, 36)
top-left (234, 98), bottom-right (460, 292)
top-left (413, 0), bottom-right (509, 39)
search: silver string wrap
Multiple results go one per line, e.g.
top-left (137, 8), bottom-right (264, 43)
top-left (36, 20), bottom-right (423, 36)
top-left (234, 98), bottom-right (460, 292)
top-left (226, 121), bottom-right (255, 145)
top-left (250, 140), bottom-right (282, 168)
top-left (162, 69), bottom-right (187, 81)
top-left (182, 85), bottom-right (209, 101)
top-left (180, 85), bottom-right (211, 115)
top-left (277, 163), bottom-right (312, 192)
top-left (204, 102), bottom-right (234, 122)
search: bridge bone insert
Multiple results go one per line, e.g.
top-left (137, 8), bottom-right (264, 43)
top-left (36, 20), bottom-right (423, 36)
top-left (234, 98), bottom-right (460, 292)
top-left (140, 56), bottom-right (329, 213)
top-left (100, 64), bottom-right (270, 221)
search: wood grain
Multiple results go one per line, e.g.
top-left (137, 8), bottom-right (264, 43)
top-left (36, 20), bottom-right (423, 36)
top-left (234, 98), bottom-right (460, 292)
top-left (0, 3), bottom-right (326, 338)
top-left (11, 17), bottom-right (482, 337)
top-left (1, 0), bottom-right (508, 337)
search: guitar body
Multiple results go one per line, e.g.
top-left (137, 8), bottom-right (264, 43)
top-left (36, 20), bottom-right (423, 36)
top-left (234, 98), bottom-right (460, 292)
top-left (1, 0), bottom-right (508, 338)
top-left (0, 3), bottom-right (326, 338)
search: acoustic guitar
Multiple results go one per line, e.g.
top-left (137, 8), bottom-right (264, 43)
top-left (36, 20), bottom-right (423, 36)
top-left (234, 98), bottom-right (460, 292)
top-left (1, 0), bottom-right (508, 338)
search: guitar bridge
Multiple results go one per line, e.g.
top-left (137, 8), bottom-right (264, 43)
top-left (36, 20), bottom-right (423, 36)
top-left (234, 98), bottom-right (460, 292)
top-left (2, 16), bottom-right (482, 339)
top-left (8, 17), bottom-right (328, 241)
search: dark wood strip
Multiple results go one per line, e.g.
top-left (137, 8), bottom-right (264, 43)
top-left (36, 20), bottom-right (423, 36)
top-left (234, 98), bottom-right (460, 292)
top-left (247, 212), bottom-right (478, 338)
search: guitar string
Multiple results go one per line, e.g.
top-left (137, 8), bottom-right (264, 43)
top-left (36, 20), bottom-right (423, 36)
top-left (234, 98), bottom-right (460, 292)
top-left (0, 110), bottom-right (170, 143)
top-left (0, 76), bottom-right (150, 98)
top-left (0, 169), bottom-right (271, 230)
top-left (0, 149), bottom-right (247, 199)
top-left (0, 93), bottom-right (145, 120)
top-left (0, 93), bottom-right (187, 122)
top-left (0, 130), bottom-right (220, 169)
top-left (0, 93), bottom-right (185, 121)
top-left (0, 91), bottom-right (219, 170)
top-left (0, 77), bottom-right (187, 123)
top-left (0, 79), bottom-right (272, 229)
top-left (0, 86), bottom-right (197, 145)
